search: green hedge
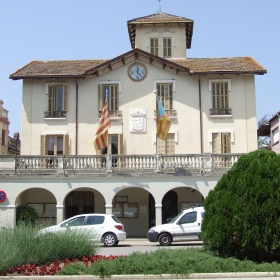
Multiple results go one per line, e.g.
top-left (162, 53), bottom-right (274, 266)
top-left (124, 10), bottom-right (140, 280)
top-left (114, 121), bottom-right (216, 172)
top-left (201, 150), bottom-right (280, 262)
top-left (16, 205), bottom-right (39, 225)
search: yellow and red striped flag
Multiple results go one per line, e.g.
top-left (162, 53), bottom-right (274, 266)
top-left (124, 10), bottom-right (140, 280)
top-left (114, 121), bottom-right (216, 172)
top-left (93, 101), bottom-right (111, 151)
top-left (156, 98), bottom-right (171, 140)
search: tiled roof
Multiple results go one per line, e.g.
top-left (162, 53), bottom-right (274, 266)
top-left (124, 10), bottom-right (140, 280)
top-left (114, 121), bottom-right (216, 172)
top-left (127, 12), bottom-right (194, 49)
top-left (127, 12), bottom-right (193, 24)
top-left (170, 57), bottom-right (267, 74)
top-left (10, 60), bottom-right (108, 79)
top-left (9, 51), bottom-right (267, 80)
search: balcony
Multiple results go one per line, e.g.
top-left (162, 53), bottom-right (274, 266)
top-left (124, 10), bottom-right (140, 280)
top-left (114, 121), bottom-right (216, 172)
top-left (154, 109), bottom-right (177, 119)
top-left (209, 108), bottom-right (232, 116)
top-left (99, 110), bottom-right (122, 119)
top-left (0, 153), bottom-right (243, 178)
top-left (0, 108), bottom-right (8, 120)
top-left (44, 111), bottom-right (67, 118)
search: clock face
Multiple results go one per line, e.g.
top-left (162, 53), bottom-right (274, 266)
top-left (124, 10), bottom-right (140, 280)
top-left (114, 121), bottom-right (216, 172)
top-left (128, 63), bottom-right (147, 81)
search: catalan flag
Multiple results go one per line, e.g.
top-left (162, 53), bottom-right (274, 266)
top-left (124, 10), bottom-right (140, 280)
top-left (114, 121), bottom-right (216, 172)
top-left (93, 101), bottom-right (111, 151)
top-left (156, 98), bottom-right (171, 140)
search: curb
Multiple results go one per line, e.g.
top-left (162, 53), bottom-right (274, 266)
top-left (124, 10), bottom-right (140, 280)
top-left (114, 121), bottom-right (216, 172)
top-left (1, 272), bottom-right (280, 279)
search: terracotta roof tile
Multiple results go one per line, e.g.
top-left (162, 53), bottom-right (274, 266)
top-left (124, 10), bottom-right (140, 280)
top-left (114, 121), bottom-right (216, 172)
top-left (10, 60), bottom-right (108, 79)
top-left (127, 12), bottom-right (193, 24)
top-left (169, 57), bottom-right (267, 74)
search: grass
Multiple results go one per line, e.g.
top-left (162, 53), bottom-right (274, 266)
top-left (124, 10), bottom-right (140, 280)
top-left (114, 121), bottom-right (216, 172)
top-left (0, 221), bottom-right (99, 274)
top-left (58, 248), bottom-right (280, 277)
top-left (1, 223), bottom-right (280, 277)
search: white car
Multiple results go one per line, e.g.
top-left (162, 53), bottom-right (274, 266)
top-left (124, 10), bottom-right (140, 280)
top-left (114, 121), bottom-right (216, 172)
top-left (38, 213), bottom-right (126, 247)
top-left (147, 207), bottom-right (205, 246)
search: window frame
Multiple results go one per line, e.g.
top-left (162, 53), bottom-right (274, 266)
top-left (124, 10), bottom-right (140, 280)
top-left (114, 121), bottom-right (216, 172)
top-left (150, 38), bottom-right (159, 56)
top-left (163, 37), bottom-right (172, 58)
top-left (272, 127), bottom-right (279, 146)
top-left (46, 83), bottom-right (68, 113)
top-left (156, 83), bottom-right (173, 110)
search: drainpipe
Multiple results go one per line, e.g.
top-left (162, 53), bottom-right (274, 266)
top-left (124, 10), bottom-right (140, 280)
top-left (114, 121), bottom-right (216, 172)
top-left (75, 80), bottom-right (78, 155)
top-left (198, 76), bottom-right (203, 154)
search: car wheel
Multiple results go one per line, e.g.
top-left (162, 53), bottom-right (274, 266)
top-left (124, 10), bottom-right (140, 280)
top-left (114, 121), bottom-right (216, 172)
top-left (103, 233), bottom-right (118, 247)
top-left (158, 233), bottom-right (172, 246)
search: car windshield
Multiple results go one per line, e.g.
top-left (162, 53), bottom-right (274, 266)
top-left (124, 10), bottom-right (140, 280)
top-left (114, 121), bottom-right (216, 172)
top-left (167, 212), bottom-right (184, 224)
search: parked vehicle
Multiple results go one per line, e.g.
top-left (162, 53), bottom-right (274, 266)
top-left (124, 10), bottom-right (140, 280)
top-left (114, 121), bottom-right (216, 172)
top-left (147, 207), bottom-right (205, 246)
top-left (37, 214), bottom-right (126, 247)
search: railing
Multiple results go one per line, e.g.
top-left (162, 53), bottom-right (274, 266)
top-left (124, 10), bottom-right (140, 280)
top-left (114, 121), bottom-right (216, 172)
top-left (258, 114), bottom-right (274, 128)
top-left (98, 110), bottom-right (123, 118)
top-left (0, 153), bottom-right (243, 173)
top-left (154, 109), bottom-right (177, 118)
top-left (0, 108), bottom-right (8, 120)
top-left (44, 111), bottom-right (67, 118)
top-left (209, 108), bottom-right (232, 116)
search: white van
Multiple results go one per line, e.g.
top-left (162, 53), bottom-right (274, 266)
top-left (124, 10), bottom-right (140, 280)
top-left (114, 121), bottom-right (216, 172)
top-left (147, 207), bottom-right (204, 246)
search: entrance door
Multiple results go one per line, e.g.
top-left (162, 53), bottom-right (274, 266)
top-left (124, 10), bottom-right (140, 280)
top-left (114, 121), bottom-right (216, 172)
top-left (162, 190), bottom-right (178, 224)
top-left (65, 191), bottom-right (94, 219)
top-left (148, 194), bottom-right (155, 229)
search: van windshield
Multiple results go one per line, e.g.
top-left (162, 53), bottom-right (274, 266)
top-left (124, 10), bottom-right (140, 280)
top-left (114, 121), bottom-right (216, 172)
top-left (167, 212), bottom-right (183, 224)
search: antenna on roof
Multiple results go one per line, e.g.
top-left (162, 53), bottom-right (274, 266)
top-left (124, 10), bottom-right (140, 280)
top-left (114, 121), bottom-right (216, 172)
top-left (159, 0), bottom-right (161, 13)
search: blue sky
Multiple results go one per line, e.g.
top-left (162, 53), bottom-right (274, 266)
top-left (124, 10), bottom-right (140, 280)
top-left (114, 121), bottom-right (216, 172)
top-left (1, 0), bottom-right (278, 136)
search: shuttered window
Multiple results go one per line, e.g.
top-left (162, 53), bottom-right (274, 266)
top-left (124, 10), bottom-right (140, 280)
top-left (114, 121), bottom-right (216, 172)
top-left (212, 82), bottom-right (228, 114)
top-left (156, 83), bottom-right (173, 110)
top-left (40, 135), bottom-right (69, 155)
top-left (150, 38), bottom-right (158, 56)
top-left (163, 38), bottom-right (171, 57)
top-left (212, 133), bottom-right (231, 153)
top-left (48, 84), bottom-right (67, 112)
top-left (273, 128), bottom-right (279, 145)
top-left (98, 84), bottom-right (119, 112)
top-left (158, 133), bottom-right (175, 154)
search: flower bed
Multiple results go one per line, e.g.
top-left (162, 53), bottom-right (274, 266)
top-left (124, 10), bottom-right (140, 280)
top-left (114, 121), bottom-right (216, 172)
top-left (1, 255), bottom-right (124, 276)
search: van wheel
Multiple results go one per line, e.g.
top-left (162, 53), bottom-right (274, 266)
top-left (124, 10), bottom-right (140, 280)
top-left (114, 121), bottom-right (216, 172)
top-left (158, 233), bottom-right (172, 246)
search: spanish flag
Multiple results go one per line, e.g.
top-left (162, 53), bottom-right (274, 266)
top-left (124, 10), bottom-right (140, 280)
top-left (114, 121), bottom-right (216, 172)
top-left (156, 98), bottom-right (171, 140)
top-left (93, 101), bottom-right (111, 151)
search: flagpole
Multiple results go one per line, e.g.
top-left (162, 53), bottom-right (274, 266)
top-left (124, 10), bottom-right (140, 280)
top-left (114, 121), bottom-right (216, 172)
top-left (156, 95), bottom-right (159, 172)
top-left (106, 90), bottom-right (110, 172)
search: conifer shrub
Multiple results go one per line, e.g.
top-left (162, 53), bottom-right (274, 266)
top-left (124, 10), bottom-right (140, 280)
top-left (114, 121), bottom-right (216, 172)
top-left (16, 205), bottom-right (39, 225)
top-left (201, 150), bottom-right (280, 262)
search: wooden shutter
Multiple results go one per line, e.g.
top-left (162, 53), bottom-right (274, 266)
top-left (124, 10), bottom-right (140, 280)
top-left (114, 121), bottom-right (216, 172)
top-left (63, 84), bottom-right (68, 111)
top-left (63, 134), bottom-right (69, 155)
top-left (40, 135), bottom-right (47, 155)
top-left (224, 133), bottom-right (231, 153)
top-left (118, 134), bottom-right (124, 155)
top-left (166, 133), bottom-right (175, 154)
top-left (98, 84), bottom-right (103, 111)
top-left (158, 138), bottom-right (166, 154)
top-left (212, 133), bottom-right (221, 153)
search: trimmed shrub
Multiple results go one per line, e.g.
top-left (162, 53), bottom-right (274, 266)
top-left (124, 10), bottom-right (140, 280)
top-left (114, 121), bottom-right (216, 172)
top-left (201, 150), bottom-right (280, 262)
top-left (16, 205), bottom-right (39, 225)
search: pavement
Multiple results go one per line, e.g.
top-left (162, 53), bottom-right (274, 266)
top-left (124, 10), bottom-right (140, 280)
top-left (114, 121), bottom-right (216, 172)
top-left (1, 238), bottom-right (279, 279)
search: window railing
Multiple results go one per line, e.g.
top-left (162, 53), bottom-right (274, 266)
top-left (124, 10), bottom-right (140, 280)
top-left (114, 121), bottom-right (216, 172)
top-left (154, 109), bottom-right (177, 118)
top-left (209, 108), bottom-right (232, 116)
top-left (44, 111), bottom-right (67, 118)
top-left (98, 110), bottom-right (122, 118)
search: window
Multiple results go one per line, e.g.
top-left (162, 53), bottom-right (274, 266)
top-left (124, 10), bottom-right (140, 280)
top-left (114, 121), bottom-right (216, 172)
top-left (101, 135), bottom-right (123, 155)
top-left (41, 134), bottom-right (69, 155)
top-left (61, 216), bottom-right (85, 227)
top-left (179, 212), bottom-right (197, 224)
top-left (47, 84), bottom-right (67, 117)
top-left (212, 133), bottom-right (231, 153)
top-left (158, 133), bottom-right (175, 154)
top-left (1, 129), bottom-right (5, 145)
top-left (211, 82), bottom-right (230, 115)
top-left (163, 38), bottom-right (171, 57)
top-left (112, 202), bottom-right (138, 218)
top-left (98, 84), bottom-right (119, 112)
top-left (272, 128), bottom-right (279, 145)
top-left (157, 83), bottom-right (173, 110)
top-left (150, 38), bottom-right (158, 55)
top-left (86, 216), bottom-right (105, 225)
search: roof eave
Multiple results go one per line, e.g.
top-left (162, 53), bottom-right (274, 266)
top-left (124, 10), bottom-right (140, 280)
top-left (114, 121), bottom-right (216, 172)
top-left (9, 74), bottom-right (86, 80)
top-left (191, 70), bottom-right (267, 75)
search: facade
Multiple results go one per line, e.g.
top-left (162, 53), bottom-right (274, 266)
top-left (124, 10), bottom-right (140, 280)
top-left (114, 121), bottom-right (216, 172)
top-left (0, 100), bottom-right (9, 155)
top-left (258, 112), bottom-right (279, 152)
top-left (0, 12), bottom-right (266, 236)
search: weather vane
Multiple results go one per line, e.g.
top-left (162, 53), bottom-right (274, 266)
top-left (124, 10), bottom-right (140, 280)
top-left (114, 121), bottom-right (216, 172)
top-left (159, 0), bottom-right (161, 13)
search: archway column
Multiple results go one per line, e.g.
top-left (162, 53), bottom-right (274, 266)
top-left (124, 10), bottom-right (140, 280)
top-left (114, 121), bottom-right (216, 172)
top-left (155, 203), bottom-right (162, 225)
top-left (56, 204), bottom-right (64, 224)
top-left (105, 204), bottom-right (113, 215)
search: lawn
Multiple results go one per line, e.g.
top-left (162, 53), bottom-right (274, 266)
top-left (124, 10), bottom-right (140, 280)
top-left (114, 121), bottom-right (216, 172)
top-left (1, 223), bottom-right (280, 277)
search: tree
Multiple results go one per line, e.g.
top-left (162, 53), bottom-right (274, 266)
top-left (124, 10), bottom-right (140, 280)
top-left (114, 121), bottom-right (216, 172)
top-left (16, 205), bottom-right (39, 225)
top-left (201, 150), bottom-right (280, 262)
